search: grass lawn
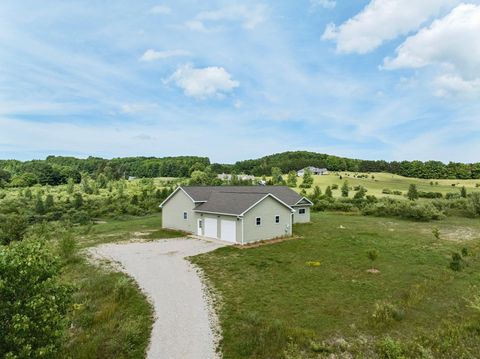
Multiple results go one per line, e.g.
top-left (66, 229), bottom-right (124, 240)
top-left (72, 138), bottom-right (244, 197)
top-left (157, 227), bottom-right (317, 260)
top-left (289, 172), bottom-right (480, 199)
top-left (191, 212), bottom-right (480, 358)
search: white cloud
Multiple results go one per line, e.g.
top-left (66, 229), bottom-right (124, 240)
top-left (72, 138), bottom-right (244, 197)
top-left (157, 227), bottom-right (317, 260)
top-left (150, 5), bottom-right (171, 15)
top-left (310, 0), bottom-right (336, 11)
top-left (322, 0), bottom-right (457, 54)
top-left (384, 4), bottom-right (480, 96)
top-left (186, 4), bottom-right (267, 31)
top-left (167, 64), bottom-right (239, 99)
top-left (140, 49), bottom-right (190, 61)
top-left (120, 103), bottom-right (160, 114)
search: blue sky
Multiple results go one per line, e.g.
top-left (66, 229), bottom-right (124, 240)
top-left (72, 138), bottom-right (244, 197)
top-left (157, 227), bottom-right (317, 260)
top-left (1, 0), bottom-right (479, 163)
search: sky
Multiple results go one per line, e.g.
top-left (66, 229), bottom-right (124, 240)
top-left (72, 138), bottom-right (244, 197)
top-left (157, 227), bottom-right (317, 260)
top-left (1, 0), bottom-right (480, 164)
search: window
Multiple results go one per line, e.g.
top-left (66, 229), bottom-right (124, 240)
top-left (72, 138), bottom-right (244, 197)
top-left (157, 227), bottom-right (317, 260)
top-left (275, 215), bottom-right (280, 223)
top-left (255, 217), bottom-right (261, 226)
top-left (198, 219), bottom-right (202, 228)
top-left (183, 211), bottom-right (188, 220)
top-left (299, 208), bottom-right (306, 214)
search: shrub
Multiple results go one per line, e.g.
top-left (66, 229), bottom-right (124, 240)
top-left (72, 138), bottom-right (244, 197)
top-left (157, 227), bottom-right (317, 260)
top-left (58, 230), bottom-right (77, 262)
top-left (372, 302), bottom-right (405, 325)
top-left (418, 191), bottom-right (443, 199)
top-left (449, 252), bottom-right (465, 272)
top-left (382, 189), bottom-right (392, 194)
top-left (331, 184), bottom-right (339, 190)
top-left (0, 214), bottom-right (29, 245)
top-left (363, 199), bottom-right (444, 221)
top-left (466, 193), bottom-right (480, 217)
top-left (392, 190), bottom-right (403, 196)
top-left (377, 336), bottom-right (405, 359)
top-left (461, 247), bottom-right (469, 257)
top-left (432, 227), bottom-right (440, 240)
top-left (407, 184), bottom-right (419, 201)
top-left (0, 238), bottom-right (72, 358)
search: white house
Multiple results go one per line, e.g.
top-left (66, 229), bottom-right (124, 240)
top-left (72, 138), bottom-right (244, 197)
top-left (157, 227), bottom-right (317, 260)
top-left (297, 167), bottom-right (328, 176)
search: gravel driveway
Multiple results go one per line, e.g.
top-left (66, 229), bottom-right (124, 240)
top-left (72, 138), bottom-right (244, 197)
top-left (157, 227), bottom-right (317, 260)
top-left (89, 238), bottom-right (227, 359)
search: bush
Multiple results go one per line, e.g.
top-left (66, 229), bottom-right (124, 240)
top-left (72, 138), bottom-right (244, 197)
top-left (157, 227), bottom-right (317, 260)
top-left (0, 214), bottom-right (29, 245)
top-left (382, 189), bottom-right (392, 194)
top-left (363, 199), bottom-right (444, 221)
top-left (377, 336), bottom-right (405, 359)
top-left (449, 252), bottom-right (465, 272)
top-left (418, 191), bottom-right (443, 199)
top-left (0, 238), bottom-right (72, 358)
top-left (331, 184), bottom-right (338, 190)
top-left (466, 193), bottom-right (480, 217)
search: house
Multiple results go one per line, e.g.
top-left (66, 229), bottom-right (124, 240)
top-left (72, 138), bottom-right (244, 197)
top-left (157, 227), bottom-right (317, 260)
top-left (217, 173), bottom-right (256, 181)
top-left (160, 186), bottom-right (313, 245)
top-left (297, 166), bottom-right (328, 176)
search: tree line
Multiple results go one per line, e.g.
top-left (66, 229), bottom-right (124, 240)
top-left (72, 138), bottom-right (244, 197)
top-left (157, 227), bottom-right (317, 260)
top-left (230, 151), bottom-right (480, 179)
top-left (0, 156), bottom-right (210, 187)
top-left (1, 151), bottom-right (480, 188)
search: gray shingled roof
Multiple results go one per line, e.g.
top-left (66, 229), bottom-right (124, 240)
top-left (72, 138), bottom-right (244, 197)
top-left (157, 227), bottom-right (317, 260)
top-left (179, 186), bottom-right (307, 216)
top-left (182, 186), bottom-right (303, 204)
top-left (193, 192), bottom-right (268, 215)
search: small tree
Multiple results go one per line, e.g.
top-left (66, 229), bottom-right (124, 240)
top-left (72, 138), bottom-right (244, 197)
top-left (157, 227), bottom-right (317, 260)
top-left (271, 167), bottom-right (283, 185)
top-left (300, 169), bottom-right (314, 188)
top-left (45, 194), bottom-right (55, 210)
top-left (367, 249), bottom-right (379, 270)
top-left (287, 170), bottom-right (297, 188)
top-left (407, 184), bottom-right (419, 201)
top-left (460, 186), bottom-right (467, 198)
top-left (341, 181), bottom-right (349, 197)
top-left (325, 186), bottom-right (333, 198)
top-left (35, 194), bottom-right (45, 215)
top-left (73, 192), bottom-right (83, 209)
top-left (353, 186), bottom-right (367, 200)
top-left (66, 177), bottom-right (75, 194)
top-left (312, 185), bottom-right (322, 201)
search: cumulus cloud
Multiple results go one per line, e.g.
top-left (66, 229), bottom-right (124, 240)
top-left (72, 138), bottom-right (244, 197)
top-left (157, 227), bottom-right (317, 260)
top-left (384, 4), bottom-right (480, 96)
top-left (140, 49), bottom-right (190, 61)
top-left (150, 5), bottom-right (171, 15)
top-left (186, 4), bottom-right (266, 31)
top-left (167, 64), bottom-right (239, 99)
top-left (322, 0), bottom-right (457, 54)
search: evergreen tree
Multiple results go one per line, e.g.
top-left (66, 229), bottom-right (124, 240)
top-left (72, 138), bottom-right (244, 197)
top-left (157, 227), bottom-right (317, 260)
top-left (341, 181), bottom-right (349, 197)
top-left (325, 186), bottom-right (333, 198)
top-left (300, 169), bottom-right (314, 188)
top-left (73, 193), bottom-right (83, 209)
top-left (45, 194), bottom-right (54, 210)
top-left (460, 186), bottom-right (467, 198)
top-left (312, 185), bottom-right (322, 201)
top-left (271, 167), bottom-right (283, 185)
top-left (287, 170), bottom-right (297, 188)
top-left (353, 186), bottom-right (367, 200)
top-left (407, 184), bottom-right (419, 201)
top-left (35, 194), bottom-right (45, 214)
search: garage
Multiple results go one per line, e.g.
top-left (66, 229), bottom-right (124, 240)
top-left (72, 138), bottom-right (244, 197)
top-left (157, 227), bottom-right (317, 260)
top-left (204, 217), bottom-right (218, 239)
top-left (220, 219), bottom-right (236, 243)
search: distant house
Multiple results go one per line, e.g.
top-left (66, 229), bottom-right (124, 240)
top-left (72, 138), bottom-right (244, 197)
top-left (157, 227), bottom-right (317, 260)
top-left (217, 173), bottom-right (255, 182)
top-left (297, 166), bottom-right (328, 176)
top-left (160, 186), bottom-right (313, 244)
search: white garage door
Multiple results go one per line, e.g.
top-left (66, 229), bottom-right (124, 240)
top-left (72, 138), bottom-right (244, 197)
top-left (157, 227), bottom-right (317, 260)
top-left (220, 219), bottom-right (236, 243)
top-left (204, 218), bottom-right (218, 239)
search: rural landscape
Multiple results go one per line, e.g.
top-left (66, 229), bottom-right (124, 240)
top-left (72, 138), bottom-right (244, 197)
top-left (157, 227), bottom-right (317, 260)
top-left (2, 0), bottom-right (480, 358)
top-left (1, 152), bottom-right (480, 358)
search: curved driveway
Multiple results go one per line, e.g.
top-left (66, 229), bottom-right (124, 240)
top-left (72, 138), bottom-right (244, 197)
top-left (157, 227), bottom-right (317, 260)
top-left (90, 238), bottom-right (226, 359)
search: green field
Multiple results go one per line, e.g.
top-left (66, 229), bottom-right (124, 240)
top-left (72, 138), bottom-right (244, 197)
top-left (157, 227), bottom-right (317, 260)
top-left (290, 172), bottom-right (480, 198)
top-left (191, 212), bottom-right (480, 358)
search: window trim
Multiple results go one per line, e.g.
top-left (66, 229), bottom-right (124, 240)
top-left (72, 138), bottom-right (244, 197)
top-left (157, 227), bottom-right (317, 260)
top-left (255, 217), bottom-right (262, 226)
top-left (298, 208), bottom-right (306, 214)
top-left (275, 215), bottom-right (280, 224)
top-left (183, 211), bottom-right (188, 220)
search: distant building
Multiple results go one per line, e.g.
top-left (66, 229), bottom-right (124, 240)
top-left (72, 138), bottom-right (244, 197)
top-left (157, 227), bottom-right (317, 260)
top-left (128, 176), bottom-right (137, 181)
top-left (297, 167), bottom-right (328, 176)
top-left (217, 173), bottom-right (255, 181)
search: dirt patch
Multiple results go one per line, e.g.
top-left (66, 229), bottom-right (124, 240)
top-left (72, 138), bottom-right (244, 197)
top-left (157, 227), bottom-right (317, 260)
top-left (442, 228), bottom-right (480, 242)
top-left (366, 268), bottom-right (381, 274)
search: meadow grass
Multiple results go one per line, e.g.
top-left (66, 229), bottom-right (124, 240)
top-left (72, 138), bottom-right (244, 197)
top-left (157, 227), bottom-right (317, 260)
top-left (289, 172), bottom-right (480, 198)
top-left (191, 212), bottom-right (480, 358)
